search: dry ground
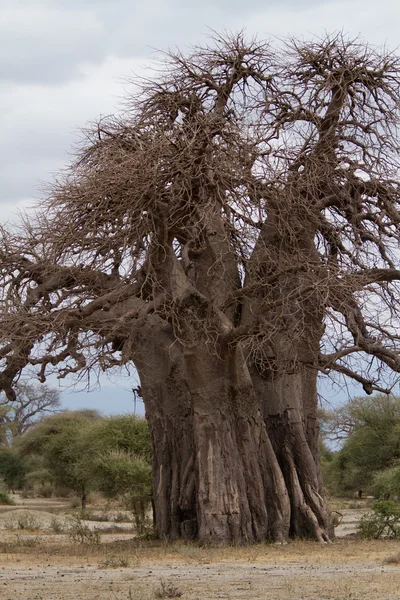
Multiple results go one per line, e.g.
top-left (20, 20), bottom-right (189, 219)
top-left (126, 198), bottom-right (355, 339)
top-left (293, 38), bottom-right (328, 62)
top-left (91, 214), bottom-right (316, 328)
top-left (0, 496), bottom-right (399, 600)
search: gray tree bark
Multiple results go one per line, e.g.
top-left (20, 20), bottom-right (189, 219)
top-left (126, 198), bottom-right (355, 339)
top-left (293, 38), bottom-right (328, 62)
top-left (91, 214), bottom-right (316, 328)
top-left (132, 316), bottom-right (331, 544)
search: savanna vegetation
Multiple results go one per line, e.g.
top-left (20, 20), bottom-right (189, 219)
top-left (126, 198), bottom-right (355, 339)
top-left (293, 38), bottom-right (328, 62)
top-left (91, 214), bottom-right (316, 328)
top-left (320, 394), bottom-right (400, 539)
top-left (321, 394), bottom-right (400, 500)
top-left (0, 385), bottom-right (152, 529)
top-left (1, 382), bottom-right (400, 542)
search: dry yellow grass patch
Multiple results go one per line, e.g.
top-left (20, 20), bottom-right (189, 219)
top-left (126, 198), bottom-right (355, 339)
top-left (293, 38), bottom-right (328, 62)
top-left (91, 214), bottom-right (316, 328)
top-left (1, 535), bottom-right (400, 599)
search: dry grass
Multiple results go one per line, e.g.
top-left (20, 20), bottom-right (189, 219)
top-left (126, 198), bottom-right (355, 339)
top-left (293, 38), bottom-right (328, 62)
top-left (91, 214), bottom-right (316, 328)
top-left (1, 535), bottom-right (400, 599)
top-left (0, 533), bottom-right (399, 564)
top-left (1, 496), bottom-right (399, 600)
top-left (383, 551), bottom-right (400, 565)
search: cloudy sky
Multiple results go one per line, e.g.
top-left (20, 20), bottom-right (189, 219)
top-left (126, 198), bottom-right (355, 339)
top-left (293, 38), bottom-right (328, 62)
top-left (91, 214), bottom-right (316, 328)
top-left (1, 0), bottom-right (399, 413)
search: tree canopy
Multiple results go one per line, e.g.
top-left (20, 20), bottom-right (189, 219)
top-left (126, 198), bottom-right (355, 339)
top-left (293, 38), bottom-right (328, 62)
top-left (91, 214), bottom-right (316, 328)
top-left (322, 395), bottom-right (400, 497)
top-left (16, 411), bottom-right (151, 511)
top-left (17, 409), bottom-right (101, 506)
top-left (0, 33), bottom-right (400, 394)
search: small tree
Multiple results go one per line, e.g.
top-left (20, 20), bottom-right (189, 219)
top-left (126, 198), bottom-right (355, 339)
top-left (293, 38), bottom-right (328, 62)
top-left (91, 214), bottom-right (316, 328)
top-left (322, 395), bottom-right (400, 496)
top-left (374, 465), bottom-right (400, 499)
top-left (78, 415), bottom-right (152, 528)
top-left (359, 500), bottom-right (400, 538)
top-left (17, 410), bottom-right (101, 506)
top-left (0, 382), bottom-right (60, 445)
top-left (96, 449), bottom-right (152, 532)
top-left (0, 448), bottom-right (26, 492)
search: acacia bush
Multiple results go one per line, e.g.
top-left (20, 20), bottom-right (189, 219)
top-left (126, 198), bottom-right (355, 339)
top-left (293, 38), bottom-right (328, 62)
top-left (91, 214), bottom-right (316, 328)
top-left (16, 410), bottom-right (101, 507)
top-left (95, 449), bottom-right (152, 533)
top-left (0, 448), bottom-right (26, 491)
top-left (0, 490), bottom-right (14, 505)
top-left (359, 501), bottom-right (400, 539)
top-left (320, 395), bottom-right (400, 497)
top-left (374, 466), bottom-right (400, 500)
top-left (12, 410), bottom-right (152, 519)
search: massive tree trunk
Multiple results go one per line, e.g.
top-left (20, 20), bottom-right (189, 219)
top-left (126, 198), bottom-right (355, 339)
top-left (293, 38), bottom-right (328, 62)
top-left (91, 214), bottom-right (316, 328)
top-left (242, 210), bottom-right (333, 542)
top-left (182, 342), bottom-right (291, 543)
top-left (134, 317), bottom-right (292, 543)
top-left (134, 338), bottom-right (271, 543)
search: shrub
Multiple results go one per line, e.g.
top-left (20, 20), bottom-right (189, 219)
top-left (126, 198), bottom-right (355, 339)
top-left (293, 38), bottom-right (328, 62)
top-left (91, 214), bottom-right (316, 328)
top-left (67, 514), bottom-right (101, 544)
top-left (17, 511), bottom-right (39, 531)
top-left (374, 465), bottom-right (400, 499)
top-left (4, 511), bottom-right (42, 531)
top-left (0, 490), bottom-right (15, 505)
top-left (78, 510), bottom-right (110, 522)
top-left (53, 486), bottom-right (73, 498)
top-left (99, 556), bottom-right (129, 568)
top-left (69, 496), bottom-right (81, 509)
top-left (154, 579), bottom-right (183, 599)
top-left (96, 449), bottom-right (152, 534)
top-left (114, 511), bottom-right (130, 522)
top-left (359, 500), bottom-right (400, 539)
top-left (36, 482), bottom-right (54, 498)
top-left (0, 449), bottom-right (26, 491)
top-left (50, 517), bottom-right (65, 534)
top-left (383, 552), bottom-right (400, 565)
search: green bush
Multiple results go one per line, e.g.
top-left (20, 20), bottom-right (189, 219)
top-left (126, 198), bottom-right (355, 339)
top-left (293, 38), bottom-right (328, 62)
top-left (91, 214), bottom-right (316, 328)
top-left (0, 449), bottom-right (26, 491)
top-left (96, 449), bottom-right (152, 534)
top-left (0, 490), bottom-right (15, 505)
top-left (16, 411), bottom-right (152, 514)
top-left (359, 500), bottom-right (400, 539)
top-left (374, 465), bottom-right (400, 499)
top-left (320, 396), bottom-right (400, 497)
top-left (17, 410), bottom-right (101, 509)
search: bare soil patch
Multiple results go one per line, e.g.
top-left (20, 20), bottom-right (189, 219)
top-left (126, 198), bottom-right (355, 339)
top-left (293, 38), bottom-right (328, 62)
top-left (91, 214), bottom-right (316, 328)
top-left (1, 537), bottom-right (400, 600)
top-left (1, 496), bottom-right (399, 599)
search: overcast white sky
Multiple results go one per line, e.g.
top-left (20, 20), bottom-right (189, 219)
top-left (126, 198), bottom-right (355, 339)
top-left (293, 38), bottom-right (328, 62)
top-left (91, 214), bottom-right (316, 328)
top-left (1, 0), bottom-right (399, 413)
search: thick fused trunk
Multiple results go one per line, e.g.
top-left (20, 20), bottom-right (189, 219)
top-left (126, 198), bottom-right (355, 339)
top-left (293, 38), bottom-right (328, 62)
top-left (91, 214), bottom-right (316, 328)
top-left (133, 307), bottom-right (331, 544)
top-left (132, 215), bottom-right (332, 543)
top-left (134, 319), bottom-right (292, 543)
top-left (240, 209), bottom-right (333, 541)
top-left (142, 359), bottom-right (332, 543)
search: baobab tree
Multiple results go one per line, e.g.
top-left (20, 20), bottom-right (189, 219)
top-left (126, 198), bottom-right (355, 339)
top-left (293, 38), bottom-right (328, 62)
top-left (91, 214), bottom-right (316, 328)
top-left (0, 382), bottom-right (60, 444)
top-left (1, 33), bottom-right (400, 543)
